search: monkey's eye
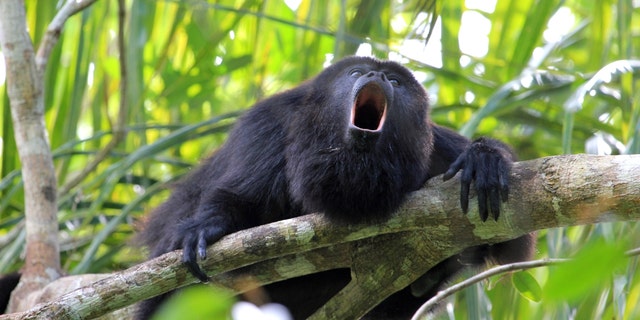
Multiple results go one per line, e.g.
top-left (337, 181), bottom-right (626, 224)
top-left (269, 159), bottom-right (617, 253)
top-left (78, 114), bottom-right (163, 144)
top-left (350, 69), bottom-right (364, 77)
top-left (389, 78), bottom-right (400, 87)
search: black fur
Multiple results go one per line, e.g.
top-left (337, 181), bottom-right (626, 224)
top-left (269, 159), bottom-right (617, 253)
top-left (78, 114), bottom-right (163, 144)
top-left (136, 56), bottom-right (535, 319)
top-left (0, 272), bottom-right (20, 313)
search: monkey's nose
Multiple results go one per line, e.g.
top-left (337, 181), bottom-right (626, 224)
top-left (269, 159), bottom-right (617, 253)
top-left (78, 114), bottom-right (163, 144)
top-left (366, 71), bottom-right (388, 81)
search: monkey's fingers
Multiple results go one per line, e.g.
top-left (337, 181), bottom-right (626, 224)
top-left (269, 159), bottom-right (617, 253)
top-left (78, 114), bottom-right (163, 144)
top-left (460, 182), bottom-right (470, 214)
top-left (183, 237), bottom-right (210, 282)
top-left (443, 155), bottom-right (465, 181)
top-left (499, 175), bottom-right (509, 202)
top-left (498, 159), bottom-right (510, 202)
top-left (185, 263), bottom-right (210, 283)
top-left (477, 189), bottom-right (488, 221)
top-left (489, 187), bottom-right (501, 221)
top-left (196, 226), bottom-right (226, 260)
top-left (459, 163), bottom-right (474, 214)
top-left (197, 232), bottom-right (208, 260)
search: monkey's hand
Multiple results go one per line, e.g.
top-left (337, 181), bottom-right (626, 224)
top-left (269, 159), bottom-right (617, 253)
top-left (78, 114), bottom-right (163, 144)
top-left (442, 137), bottom-right (514, 221)
top-left (174, 213), bottom-right (231, 282)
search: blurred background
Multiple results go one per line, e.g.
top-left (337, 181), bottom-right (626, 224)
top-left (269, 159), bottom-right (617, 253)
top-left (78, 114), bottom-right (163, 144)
top-left (1, 0), bottom-right (639, 319)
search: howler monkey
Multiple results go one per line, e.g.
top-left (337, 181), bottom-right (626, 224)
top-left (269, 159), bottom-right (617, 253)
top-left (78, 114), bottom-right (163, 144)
top-left (134, 56), bottom-right (535, 319)
top-left (0, 56), bottom-right (535, 318)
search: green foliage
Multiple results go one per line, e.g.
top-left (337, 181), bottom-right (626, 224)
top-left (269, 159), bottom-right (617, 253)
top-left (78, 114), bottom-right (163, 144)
top-left (544, 238), bottom-right (628, 303)
top-left (151, 285), bottom-right (234, 320)
top-left (0, 0), bottom-right (639, 318)
top-left (513, 271), bottom-right (542, 302)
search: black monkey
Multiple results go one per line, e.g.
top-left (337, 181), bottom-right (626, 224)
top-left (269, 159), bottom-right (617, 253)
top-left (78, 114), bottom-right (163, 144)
top-left (0, 57), bottom-right (534, 318)
top-left (136, 56), bottom-right (535, 319)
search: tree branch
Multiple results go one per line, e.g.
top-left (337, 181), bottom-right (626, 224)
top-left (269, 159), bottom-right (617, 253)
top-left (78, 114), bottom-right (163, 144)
top-left (410, 258), bottom-right (570, 320)
top-left (58, 0), bottom-right (128, 196)
top-left (1, 154), bottom-right (639, 319)
top-left (412, 246), bottom-right (640, 320)
top-left (35, 0), bottom-right (100, 73)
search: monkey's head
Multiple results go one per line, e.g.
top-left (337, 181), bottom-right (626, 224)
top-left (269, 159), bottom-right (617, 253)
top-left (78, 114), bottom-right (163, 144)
top-left (309, 56), bottom-right (431, 150)
top-left (285, 56), bottom-right (433, 221)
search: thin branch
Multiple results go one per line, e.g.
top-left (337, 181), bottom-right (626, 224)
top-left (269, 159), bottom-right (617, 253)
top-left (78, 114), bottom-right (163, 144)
top-left (626, 247), bottom-right (640, 257)
top-left (410, 240), bottom-right (640, 319)
top-left (114, 0), bottom-right (128, 138)
top-left (35, 0), bottom-right (100, 73)
top-left (58, 0), bottom-right (129, 196)
top-left (410, 258), bottom-right (570, 320)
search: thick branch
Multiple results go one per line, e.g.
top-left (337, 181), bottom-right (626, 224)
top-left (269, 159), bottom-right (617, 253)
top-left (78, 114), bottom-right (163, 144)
top-left (1, 154), bottom-right (639, 319)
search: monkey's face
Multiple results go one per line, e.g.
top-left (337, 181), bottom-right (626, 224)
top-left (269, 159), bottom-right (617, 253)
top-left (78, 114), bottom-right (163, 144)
top-left (315, 56), bottom-right (430, 150)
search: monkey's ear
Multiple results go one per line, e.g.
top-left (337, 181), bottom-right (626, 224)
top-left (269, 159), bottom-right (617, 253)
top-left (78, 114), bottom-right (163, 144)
top-left (443, 138), bottom-right (513, 221)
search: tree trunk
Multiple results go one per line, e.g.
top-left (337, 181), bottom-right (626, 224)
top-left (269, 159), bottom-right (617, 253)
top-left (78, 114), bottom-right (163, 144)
top-left (0, 0), bottom-right (61, 308)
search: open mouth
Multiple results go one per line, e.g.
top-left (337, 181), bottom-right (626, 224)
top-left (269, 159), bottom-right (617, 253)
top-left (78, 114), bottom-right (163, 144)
top-left (350, 82), bottom-right (387, 132)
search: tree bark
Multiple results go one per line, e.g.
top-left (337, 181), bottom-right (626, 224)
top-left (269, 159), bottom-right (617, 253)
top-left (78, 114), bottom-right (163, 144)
top-left (0, 0), bottom-right (61, 301)
top-left (1, 154), bottom-right (639, 320)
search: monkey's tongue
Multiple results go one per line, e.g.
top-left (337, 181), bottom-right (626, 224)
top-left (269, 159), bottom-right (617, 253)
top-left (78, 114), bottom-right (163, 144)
top-left (351, 83), bottom-right (387, 132)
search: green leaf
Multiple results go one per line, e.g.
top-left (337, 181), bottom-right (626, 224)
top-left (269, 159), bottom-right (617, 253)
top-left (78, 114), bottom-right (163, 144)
top-left (543, 239), bottom-right (628, 303)
top-left (512, 271), bottom-right (542, 302)
top-left (151, 285), bottom-right (234, 320)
